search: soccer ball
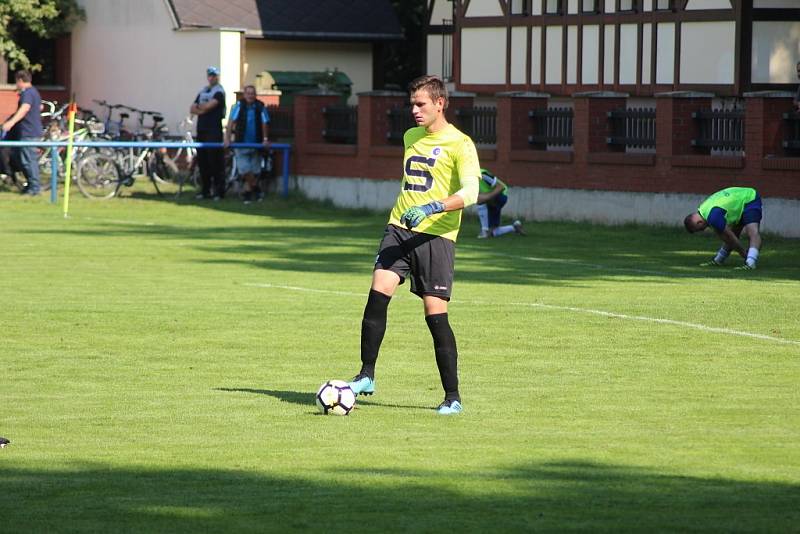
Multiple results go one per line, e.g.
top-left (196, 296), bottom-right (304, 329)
top-left (315, 380), bottom-right (356, 416)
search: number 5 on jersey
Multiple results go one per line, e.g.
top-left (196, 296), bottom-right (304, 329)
top-left (404, 155), bottom-right (436, 192)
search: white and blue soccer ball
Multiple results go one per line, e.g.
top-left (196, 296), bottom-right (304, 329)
top-left (315, 380), bottom-right (356, 415)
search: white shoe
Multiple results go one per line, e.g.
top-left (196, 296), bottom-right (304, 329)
top-left (477, 229), bottom-right (490, 239)
top-left (512, 220), bottom-right (526, 235)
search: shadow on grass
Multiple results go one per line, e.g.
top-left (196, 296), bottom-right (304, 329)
top-left (17, 192), bottom-right (800, 286)
top-left (0, 460), bottom-right (797, 532)
top-left (214, 387), bottom-right (431, 411)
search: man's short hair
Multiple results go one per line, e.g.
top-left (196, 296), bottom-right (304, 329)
top-left (683, 213), bottom-right (700, 233)
top-left (243, 85), bottom-right (256, 93)
top-left (15, 70), bottom-right (32, 83)
top-left (408, 75), bottom-right (448, 110)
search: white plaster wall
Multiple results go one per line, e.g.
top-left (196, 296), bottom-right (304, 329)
top-left (294, 176), bottom-right (800, 238)
top-left (641, 24), bottom-right (652, 84)
top-left (567, 26), bottom-right (578, 84)
top-left (546, 26), bottom-right (563, 85)
top-left (686, 0), bottom-right (731, 9)
top-left (751, 21), bottom-right (800, 84)
top-left (619, 24), bottom-right (638, 85)
top-left (427, 34), bottom-right (445, 79)
top-left (430, 0), bottom-right (454, 24)
top-left (605, 0), bottom-right (616, 13)
top-left (465, 0), bottom-right (503, 17)
top-left (568, 0), bottom-right (579, 15)
top-left (532, 1), bottom-right (543, 15)
top-left (72, 0), bottom-right (227, 132)
top-left (461, 28), bottom-right (507, 84)
top-left (755, 0), bottom-right (800, 6)
top-left (582, 25), bottom-right (600, 85)
top-left (511, 27), bottom-right (527, 84)
top-left (604, 25), bottom-right (616, 84)
top-left (245, 40), bottom-right (371, 105)
top-left (680, 21), bottom-right (735, 84)
top-left (531, 27), bottom-right (542, 84)
top-left (656, 23), bottom-right (675, 85)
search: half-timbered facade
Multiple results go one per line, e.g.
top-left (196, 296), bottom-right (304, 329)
top-left (428, 0), bottom-right (800, 97)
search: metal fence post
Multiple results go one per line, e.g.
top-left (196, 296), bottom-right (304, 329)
top-left (281, 147), bottom-right (290, 198)
top-left (50, 147), bottom-right (58, 203)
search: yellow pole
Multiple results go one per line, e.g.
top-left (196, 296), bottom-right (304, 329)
top-left (62, 101), bottom-right (77, 217)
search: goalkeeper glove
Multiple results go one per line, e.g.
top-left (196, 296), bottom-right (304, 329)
top-left (400, 201), bottom-right (445, 229)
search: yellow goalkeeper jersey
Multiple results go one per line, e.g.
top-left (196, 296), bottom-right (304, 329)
top-left (388, 124), bottom-right (480, 241)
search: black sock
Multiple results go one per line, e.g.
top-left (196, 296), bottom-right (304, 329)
top-left (359, 289), bottom-right (391, 379)
top-left (425, 313), bottom-right (460, 402)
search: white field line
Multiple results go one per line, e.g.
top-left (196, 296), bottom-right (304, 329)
top-left (244, 282), bottom-right (800, 346)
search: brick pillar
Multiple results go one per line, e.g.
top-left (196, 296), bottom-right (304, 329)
top-left (573, 91), bottom-right (629, 161)
top-left (357, 91), bottom-right (407, 149)
top-left (496, 92), bottom-right (550, 163)
top-left (744, 91), bottom-right (795, 162)
top-left (655, 91), bottom-right (714, 159)
top-left (293, 90), bottom-right (343, 151)
top-left (446, 90), bottom-right (476, 130)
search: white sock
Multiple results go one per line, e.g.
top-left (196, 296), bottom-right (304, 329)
top-left (477, 204), bottom-right (489, 231)
top-left (713, 247), bottom-right (730, 264)
top-left (492, 225), bottom-right (515, 237)
top-left (746, 247), bottom-right (759, 267)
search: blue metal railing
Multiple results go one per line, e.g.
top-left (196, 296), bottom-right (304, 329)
top-left (0, 140), bottom-right (292, 202)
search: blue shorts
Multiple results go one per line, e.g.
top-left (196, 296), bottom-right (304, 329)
top-left (487, 193), bottom-right (508, 228)
top-left (740, 194), bottom-right (762, 226)
top-left (234, 149), bottom-right (262, 176)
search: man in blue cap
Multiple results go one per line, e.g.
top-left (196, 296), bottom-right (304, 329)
top-left (190, 66), bottom-right (226, 199)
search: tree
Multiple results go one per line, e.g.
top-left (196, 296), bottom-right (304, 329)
top-left (0, 0), bottom-right (85, 71)
top-left (379, 0), bottom-right (427, 89)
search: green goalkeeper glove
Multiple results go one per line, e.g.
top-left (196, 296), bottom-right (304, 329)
top-left (400, 201), bottom-right (445, 229)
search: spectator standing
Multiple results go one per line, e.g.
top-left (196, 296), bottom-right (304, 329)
top-left (1, 70), bottom-right (43, 196)
top-left (224, 85), bottom-right (270, 203)
top-left (190, 66), bottom-right (226, 200)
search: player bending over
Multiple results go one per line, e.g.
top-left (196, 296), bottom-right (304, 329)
top-left (476, 168), bottom-right (524, 238)
top-left (683, 186), bottom-right (763, 269)
top-left (347, 75), bottom-right (480, 415)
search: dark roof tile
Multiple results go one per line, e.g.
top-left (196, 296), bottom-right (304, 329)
top-left (169, 0), bottom-right (403, 41)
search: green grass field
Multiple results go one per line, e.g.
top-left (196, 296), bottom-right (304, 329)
top-left (2, 187), bottom-right (799, 532)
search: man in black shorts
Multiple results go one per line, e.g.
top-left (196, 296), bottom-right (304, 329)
top-left (347, 75), bottom-right (480, 415)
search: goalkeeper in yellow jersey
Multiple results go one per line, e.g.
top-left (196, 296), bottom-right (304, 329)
top-left (347, 75), bottom-right (480, 415)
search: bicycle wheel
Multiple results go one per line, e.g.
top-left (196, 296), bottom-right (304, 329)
top-left (76, 153), bottom-right (121, 199)
top-left (151, 152), bottom-right (179, 184)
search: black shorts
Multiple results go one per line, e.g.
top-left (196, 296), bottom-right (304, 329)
top-left (374, 224), bottom-right (455, 300)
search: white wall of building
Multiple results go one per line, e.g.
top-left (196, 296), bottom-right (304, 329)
top-left (567, 26), bottom-right (578, 84)
top-left (641, 24), bottom-right (652, 84)
top-left (72, 0), bottom-right (232, 133)
top-left (531, 27), bottom-right (542, 84)
top-left (511, 27), bottom-right (527, 84)
top-left (755, 0), bottom-right (800, 6)
top-left (685, 0), bottom-right (731, 8)
top-left (582, 25), bottom-right (600, 85)
top-left (680, 21), bottom-right (735, 84)
top-left (619, 24), bottom-right (638, 85)
top-left (752, 21), bottom-right (800, 84)
top-left (427, 34), bottom-right (446, 79)
top-left (656, 23), bottom-right (675, 85)
top-left (461, 28), bottom-right (507, 84)
top-left (244, 40), bottom-right (372, 105)
top-left (604, 25), bottom-right (615, 83)
top-left (465, 0), bottom-right (503, 17)
top-left (546, 26), bottom-right (563, 84)
top-left (430, 0), bottom-right (453, 24)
